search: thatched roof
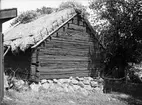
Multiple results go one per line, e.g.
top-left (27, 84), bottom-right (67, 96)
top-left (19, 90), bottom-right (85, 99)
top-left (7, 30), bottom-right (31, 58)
top-left (4, 8), bottom-right (76, 52)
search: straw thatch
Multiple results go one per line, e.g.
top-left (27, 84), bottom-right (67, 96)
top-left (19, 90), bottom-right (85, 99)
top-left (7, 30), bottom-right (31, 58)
top-left (4, 8), bottom-right (76, 52)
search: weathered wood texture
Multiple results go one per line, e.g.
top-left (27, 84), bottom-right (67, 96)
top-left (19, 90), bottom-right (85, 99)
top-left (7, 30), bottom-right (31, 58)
top-left (4, 15), bottom-right (103, 80)
top-left (31, 22), bottom-right (102, 79)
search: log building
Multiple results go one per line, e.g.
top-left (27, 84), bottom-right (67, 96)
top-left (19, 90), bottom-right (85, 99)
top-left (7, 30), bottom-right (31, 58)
top-left (4, 8), bottom-right (104, 81)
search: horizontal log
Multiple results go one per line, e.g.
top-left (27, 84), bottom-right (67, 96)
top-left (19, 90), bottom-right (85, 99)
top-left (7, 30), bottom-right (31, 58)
top-left (53, 36), bottom-right (89, 42)
top-left (51, 31), bottom-right (89, 39)
top-left (39, 72), bottom-right (89, 79)
top-left (39, 46), bottom-right (90, 51)
top-left (43, 40), bottom-right (91, 47)
top-left (51, 35), bottom-right (90, 42)
top-left (39, 49), bottom-right (89, 54)
top-left (39, 69), bottom-right (89, 75)
top-left (38, 67), bottom-right (89, 72)
top-left (39, 59), bottom-right (88, 63)
top-left (39, 45), bottom-right (90, 51)
top-left (39, 62), bottom-right (88, 69)
top-left (38, 47), bottom-right (89, 56)
top-left (38, 43), bottom-right (91, 49)
top-left (38, 51), bottom-right (88, 56)
top-left (39, 56), bottom-right (88, 61)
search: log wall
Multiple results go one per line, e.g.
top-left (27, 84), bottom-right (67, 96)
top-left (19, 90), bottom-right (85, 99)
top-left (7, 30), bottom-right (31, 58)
top-left (4, 15), bottom-right (104, 80)
top-left (31, 22), bottom-right (101, 79)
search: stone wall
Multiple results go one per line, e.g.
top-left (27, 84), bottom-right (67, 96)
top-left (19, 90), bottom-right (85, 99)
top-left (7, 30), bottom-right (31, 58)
top-left (5, 76), bottom-right (104, 96)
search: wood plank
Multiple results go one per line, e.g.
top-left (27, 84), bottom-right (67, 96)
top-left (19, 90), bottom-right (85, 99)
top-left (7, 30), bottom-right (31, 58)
top-left (39, 72), bottom-right (89, 79)
top-left (39, 42), bottom-right (91, 48)
top-left (39, 69), bottom-right (89, 75)
top-left (39, 49), bottom-right (89, 54)
top-left (38, 51), bottom-right (88, 56)
top-left (51, 31), bottom-right (89, 40)
top-left (44, 40), bottom-right (91, 46)
top-left (39, 46), bottom-right (90, 50)
top-left (39, 62), bottom-right (88, 69)
top-left (39, 45), bottom-right (90, 51)
top-left (38, 68), bottom-right (89, 72)
top-left (0, 8), bottom-right (17, 20)
top-left (38, 56), bottom-right (88, 61)
top-left (39, 59), bottom-right (88, 63)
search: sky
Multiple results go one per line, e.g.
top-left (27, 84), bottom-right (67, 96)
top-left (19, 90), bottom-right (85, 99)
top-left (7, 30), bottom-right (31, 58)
top-left (1, 0), bottom-right (89, 32)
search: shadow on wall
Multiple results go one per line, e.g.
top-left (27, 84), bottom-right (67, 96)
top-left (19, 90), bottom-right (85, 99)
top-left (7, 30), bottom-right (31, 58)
top-left (4, 49), bottom-right (32, 80)
top-left (87, 33), bottom-right (105, 78)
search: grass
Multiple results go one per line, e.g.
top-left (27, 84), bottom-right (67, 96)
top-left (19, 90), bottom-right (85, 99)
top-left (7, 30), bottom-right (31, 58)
top-left (2, 88), bottom-right (127, 105)
top-left (3, 80), bottom-right (142, 105)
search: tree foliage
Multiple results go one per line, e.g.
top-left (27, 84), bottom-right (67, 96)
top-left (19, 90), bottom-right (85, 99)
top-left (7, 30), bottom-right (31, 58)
top-left (89, 0), bottom-right (142, 77)
top-left (11, 7), bottom-right (55, 26)
top-left (11, 10), bottom-right (39, 25)
top-left (36, 6), bottom-right (55, 14)
top-left (58, 0), bottom-right (86, 11)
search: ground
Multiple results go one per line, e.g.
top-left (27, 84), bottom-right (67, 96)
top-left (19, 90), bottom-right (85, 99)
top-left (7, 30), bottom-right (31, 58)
top-left (2, 87), bottom-right (142, 105)
top-left (2, 77), bottom-right (142, 105)
top-left (2, 89), bottom-right (127, 105)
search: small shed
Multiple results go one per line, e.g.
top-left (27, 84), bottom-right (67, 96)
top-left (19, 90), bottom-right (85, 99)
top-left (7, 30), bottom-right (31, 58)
top-left (4, 8), bottom-right (104, 81)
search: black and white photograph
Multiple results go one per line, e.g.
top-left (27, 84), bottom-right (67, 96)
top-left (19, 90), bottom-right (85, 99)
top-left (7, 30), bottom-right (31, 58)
top-left (0, 0), bottom-right (142, 105)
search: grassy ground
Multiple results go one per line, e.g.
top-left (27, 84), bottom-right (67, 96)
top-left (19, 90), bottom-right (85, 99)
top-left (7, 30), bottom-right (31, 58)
top-left (2, 81), bottom-right (142, 105)
top-left (2, 89), bottom-right (127, 105)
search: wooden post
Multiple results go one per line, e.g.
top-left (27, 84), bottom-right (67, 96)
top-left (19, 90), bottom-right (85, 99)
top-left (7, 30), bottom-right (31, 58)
top-left (0, 5), bottom-right (17, 103)
top-left (67, 23), bottom-right (69, 28)
top-left (72, 18), bottom-right (74, 24)
top-left (0, 2), bottom-right (3, 102)
top-left (56, 32), bottom-right (59, 37)
top-left (63, 27), bottom-right (65, 32)
top-left (0, 20), bottom-right (4, 103)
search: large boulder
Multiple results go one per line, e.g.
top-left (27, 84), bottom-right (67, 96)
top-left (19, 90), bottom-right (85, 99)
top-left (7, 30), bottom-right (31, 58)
top-left (42, 83), bottom-right (50, 89)
top-left (77, 81), bottom-right (84, 88)
top-left (41, 79), bottom-right (47, 84)
top-left (71, 79), bottom-right (78, 85)
top-left (30, 83), bottom-right (41, 92)
top-left (90, 81), bottom-right (98, 88)
top-left (82, 79), bottom-right (90, 85)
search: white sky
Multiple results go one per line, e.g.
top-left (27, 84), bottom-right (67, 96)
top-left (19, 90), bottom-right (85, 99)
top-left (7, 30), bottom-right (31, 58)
top-left (1, 0), bottom-right (89, 32)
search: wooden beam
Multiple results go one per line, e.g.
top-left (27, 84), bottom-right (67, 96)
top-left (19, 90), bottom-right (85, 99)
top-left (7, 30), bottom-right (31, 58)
top-left (67, 23), bottom-right (70, 28)
top-left (0, 22), bottom-right (3, 103)
top-left (63, 27), bottom-right (65, 31)
top-left (0, 8), bottom-right (17, 23)
top-left (72, 18), bottom-right (74, 24)
top-left (56, 32), bottom-right (59, 37)
top-left (0, 7), bottom-right (17, 103)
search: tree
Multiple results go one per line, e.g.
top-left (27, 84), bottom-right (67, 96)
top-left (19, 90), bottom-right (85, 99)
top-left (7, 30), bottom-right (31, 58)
top-left (58, 0), bottom-right (86, 11)
top-left (11, 10), bottom-right (39, 25)
top-left (36, 6), bottom-right (54, 14)
top-left (89, 0), bottom-right (142, 78)
top-left (11, 7), bottom-right (54, 26)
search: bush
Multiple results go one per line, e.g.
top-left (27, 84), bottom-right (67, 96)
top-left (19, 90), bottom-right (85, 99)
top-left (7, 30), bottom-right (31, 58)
top-left (89, 0), bottom-right (142, 78)
top-left (36, 6), bottom-right (55, 14)
top-left (11, 6), bottom-right (55, 26)
top-left (11, 10), bottom-right (39, 25)
top-left (58, 0), bottom-right (86, 11)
